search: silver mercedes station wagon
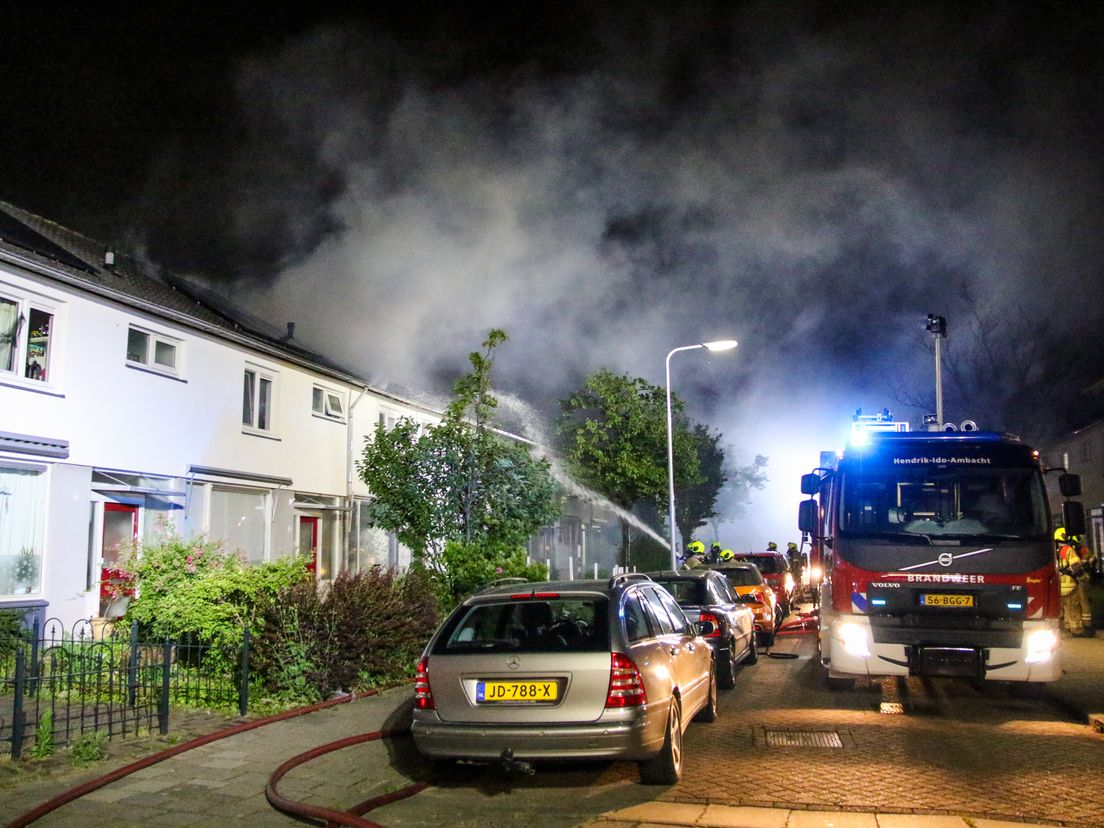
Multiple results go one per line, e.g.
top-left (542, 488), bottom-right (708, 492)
top-left (411, 573), bottom-right (718, 784)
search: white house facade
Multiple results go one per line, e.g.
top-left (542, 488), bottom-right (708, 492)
top-left (0, 202), bottom-right (441, 631)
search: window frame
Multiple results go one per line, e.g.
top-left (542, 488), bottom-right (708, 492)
top-left (242, 363), bottom-right (277, 435)
top-left (311, 384), bottom-right (346, 423)
top-left (125, 324), bottom-right (182, 377)
top-left (0, 287), bottom-right (59, 388)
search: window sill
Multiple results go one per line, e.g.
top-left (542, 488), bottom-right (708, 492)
top-left (125, 362), bottom-right (187, 382)
top-left (0, 376), bottom-right (64, 397)
top-left (241, 427), bottom-right (281, 441)
top-left (311, 412), bottom-right (347, 425)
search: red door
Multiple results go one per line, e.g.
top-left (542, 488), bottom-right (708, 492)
top-left (299, 516), bottom-right (319, 578)
top-left (101, 503), bottom-right (138, 616)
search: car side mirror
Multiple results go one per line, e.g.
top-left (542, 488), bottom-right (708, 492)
top-left (695, 620), bottom-right (716, 637)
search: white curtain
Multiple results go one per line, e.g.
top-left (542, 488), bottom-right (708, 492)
top-left (0, 298), bottom-right (18, 373)
top-left (0, 465), bottom-right (46, 593)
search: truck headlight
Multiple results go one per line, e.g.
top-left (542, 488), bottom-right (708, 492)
top-left (784, 573), bottom-right (795, 593)
top-left (836, 621), bottom-right (870, 658)
top-left (1025, 628), bottom-right (1059, 664)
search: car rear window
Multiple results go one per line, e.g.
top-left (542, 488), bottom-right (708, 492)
top-left (432, 597), bottom-right (610, 654)
top-left (719, 567), bottom-right (763, 587)
top-left (735, 555), bottom-right (786, 574)
top-left (651, 579), bottom-right (705, 606)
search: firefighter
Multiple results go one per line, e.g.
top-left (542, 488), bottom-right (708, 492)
top-left (1070, 533), bottom-right (1096, 636)
top-left (719, 548), bottom-right (735, 562)
top-left (682, 540), bottom-right (706, 570)
top-left (766, 541), bottom-right (778, 552)
top-left (709, 541), bottom-right (723, 563)
top-left (1056, 528), bottom-right (1089, 636)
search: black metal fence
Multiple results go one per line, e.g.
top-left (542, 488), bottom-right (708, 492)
top-left (0, 616), bottom-right (250, 760)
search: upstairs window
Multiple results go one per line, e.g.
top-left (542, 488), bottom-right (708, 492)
top-left (312, 386), bottom-right (345, 422)
top-left (242, 365), bottom-right (275, 433)
top-left (126, 326), bottom-right (180, 376)
top-left (1, 294), bottom-right (54, 384)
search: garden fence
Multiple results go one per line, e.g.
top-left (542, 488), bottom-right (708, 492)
top-left (0, 616), bottom-right (250, 760)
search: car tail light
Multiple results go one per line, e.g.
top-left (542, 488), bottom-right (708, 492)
top-left (414, 657), bottom-right (435, 710)
top-left (606, 652), bottom-right (647, 707)
top-left (698, 610), bottom-right (722, 637)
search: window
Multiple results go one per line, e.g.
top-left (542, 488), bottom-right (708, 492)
top-left (312, 385), bottom-right (345, 421)
top-left (209, 486), bottom-right (267, 563)
top-left (0, 292), bottom-right (55, 384)
top-left (0, 464), bottom-right (47, 596)
top-left (623, 592), bottom-right (653, 643)
top-left (242, 365), bottom-right (275, 432)
top-left (126, 326), bottom-right (180, 376)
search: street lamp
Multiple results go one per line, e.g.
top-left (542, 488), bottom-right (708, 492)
top-left (665, 339), bottom-right (738, 570)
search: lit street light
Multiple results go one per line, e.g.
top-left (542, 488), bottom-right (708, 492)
top-left (665, 339), bottom-right (738, 571)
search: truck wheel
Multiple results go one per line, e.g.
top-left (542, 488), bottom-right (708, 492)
top-left (639, 698), bottom-right (683, 784)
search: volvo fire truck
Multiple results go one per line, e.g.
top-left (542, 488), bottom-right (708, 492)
top-left (799, 415), bottom-right (1084, 690)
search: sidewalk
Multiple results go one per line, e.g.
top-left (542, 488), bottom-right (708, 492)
top-left (2, 634), bottom-right (1102, 828)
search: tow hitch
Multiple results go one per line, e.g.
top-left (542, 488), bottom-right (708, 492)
top-left (499, 748), bottom-right (535, 775)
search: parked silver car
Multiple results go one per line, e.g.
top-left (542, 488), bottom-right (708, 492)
top-left (646, 569), bottom-right (757, 688)
top-left (411, 573), bottom-right (718, 784)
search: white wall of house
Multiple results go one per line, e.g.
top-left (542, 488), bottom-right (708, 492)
top-left (0, 259), bottom-right (434, 631)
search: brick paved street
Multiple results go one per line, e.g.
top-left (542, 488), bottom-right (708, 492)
top-left (3, 618), bottom-right (1102, 827)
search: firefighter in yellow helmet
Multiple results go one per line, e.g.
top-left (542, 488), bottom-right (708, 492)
top-left (683, 540), bottom-right (706, 570)
top-left (1055, 527), bottom-right (1091, 636)
top-left (719, 548), bottom-right (735, 562)
top-left (766, 541), bottom-right (778, 552)
top-left (709, 541), bottom-right (723, 563)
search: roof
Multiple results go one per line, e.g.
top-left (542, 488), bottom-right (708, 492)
top-left (0, 201), bottom-right (439, 415)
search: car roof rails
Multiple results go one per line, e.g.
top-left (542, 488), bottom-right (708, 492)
top-left (608, 572), bottom-right (653, 589)
top-left (478, 577), bottom-right (530, 593)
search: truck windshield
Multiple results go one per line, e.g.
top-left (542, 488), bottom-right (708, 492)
top-left (839, 466), bottom-right (1048, 541)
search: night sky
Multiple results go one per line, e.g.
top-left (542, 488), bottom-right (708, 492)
top-left (4, 2), bottom-right (1103, 548)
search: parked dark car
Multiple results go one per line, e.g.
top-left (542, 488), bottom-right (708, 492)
top-left (647, 569), bottom-right (757, 688)
top-left (703, 562), bottom-right (779, 648)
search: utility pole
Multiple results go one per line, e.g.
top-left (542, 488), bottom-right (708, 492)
top-left (925, 314), bottom-right (948, 426)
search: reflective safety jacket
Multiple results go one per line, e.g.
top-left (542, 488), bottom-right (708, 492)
top-left (1057, 543), bottom-right (1084, 596)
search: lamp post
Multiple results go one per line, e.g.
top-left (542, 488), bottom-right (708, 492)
top-left (665, 339), bottom-right (738, 571)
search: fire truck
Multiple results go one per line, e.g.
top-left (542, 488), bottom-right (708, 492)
top-left (798, 413), bottom-right (1085, 691)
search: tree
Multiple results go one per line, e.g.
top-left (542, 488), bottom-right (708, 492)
top-left (557, 369), bottom-right (700, 567)
top-left (357, 330), bottom-right (562, 581)
top-left (675, 424), bottom-right (726, 550)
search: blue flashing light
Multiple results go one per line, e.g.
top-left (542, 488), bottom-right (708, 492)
top-left (1007, 602), bottom-right (1023, 610)
top-left (870, 598), bottom-right (887, 607)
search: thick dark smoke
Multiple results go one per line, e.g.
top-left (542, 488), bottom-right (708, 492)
top-left (5, 2), bottom-right (1103, 546)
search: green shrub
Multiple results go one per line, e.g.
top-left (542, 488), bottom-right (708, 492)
top-left (0, 609), bottom-right (26, 661)
top-left (121, 528), bottom-right (310, 661)
top-left (29, 711), bottom-right (54, 760)
top-left (436, 540), bottom-right (548, 609)
top-left (69, 731), bottom-right (108, 766)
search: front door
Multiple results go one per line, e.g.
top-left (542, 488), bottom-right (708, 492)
top-left (298, 516), bottom-right (319, 578)
top-left (101, 503), bottom-right (138, 616)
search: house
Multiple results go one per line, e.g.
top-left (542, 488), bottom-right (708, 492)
top-left (0, 201), bottom-right (450, 631)
top-left (0, 202), bottom-right (626, 633)
top-left (1042, 417), bottom-right (1104, 569)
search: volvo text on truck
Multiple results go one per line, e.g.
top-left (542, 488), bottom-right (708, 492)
top-left (798, 422), bottom-right (1085, 691)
